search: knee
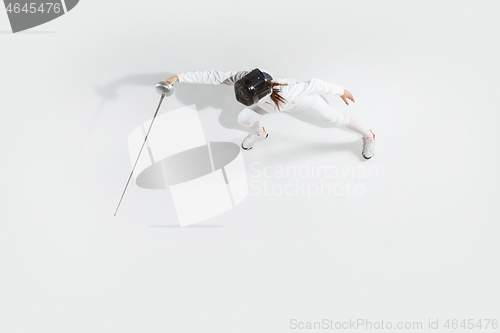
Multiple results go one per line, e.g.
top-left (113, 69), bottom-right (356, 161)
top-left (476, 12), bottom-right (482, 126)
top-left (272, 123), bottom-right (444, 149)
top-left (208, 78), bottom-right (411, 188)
top-left (238, 109), bottom-right (256, 127)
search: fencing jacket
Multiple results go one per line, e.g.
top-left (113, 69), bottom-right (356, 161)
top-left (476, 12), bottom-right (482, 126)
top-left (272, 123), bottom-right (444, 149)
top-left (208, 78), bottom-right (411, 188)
top-left (177, 70), bottom-right (345, 113)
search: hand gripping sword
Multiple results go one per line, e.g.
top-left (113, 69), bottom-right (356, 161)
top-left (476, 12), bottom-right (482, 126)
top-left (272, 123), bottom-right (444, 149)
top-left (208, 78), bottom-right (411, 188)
top-left (114, 81), bottom-right (175, 216)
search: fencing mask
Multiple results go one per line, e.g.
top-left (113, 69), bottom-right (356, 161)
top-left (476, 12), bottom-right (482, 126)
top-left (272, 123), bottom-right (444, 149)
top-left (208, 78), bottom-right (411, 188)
top-left (234, 69), bottom-right (273, 106)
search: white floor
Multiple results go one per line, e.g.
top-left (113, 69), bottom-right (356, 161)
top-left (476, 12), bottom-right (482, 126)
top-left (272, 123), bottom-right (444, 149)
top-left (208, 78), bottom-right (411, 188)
top-left (1, 1), bottom-right (499, 332)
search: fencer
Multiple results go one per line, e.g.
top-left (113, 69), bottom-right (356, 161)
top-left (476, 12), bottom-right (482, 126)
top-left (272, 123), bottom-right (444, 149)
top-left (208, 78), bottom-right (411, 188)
top-left (164, 69), bottom-right (376, 159)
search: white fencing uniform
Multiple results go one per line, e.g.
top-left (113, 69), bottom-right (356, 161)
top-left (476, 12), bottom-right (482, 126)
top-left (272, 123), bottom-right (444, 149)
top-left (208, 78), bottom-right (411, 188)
top-left (177, 70), bottom-right (350, 128)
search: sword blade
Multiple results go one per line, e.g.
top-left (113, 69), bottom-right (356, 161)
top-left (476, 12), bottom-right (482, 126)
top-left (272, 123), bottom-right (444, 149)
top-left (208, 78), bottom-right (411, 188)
top-left (114, 93), bottom-right (166, 216)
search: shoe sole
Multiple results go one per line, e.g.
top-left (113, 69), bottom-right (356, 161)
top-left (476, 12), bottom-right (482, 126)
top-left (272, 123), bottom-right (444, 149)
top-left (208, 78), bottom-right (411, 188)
top-left (242, 133), bottom-right (268, 151)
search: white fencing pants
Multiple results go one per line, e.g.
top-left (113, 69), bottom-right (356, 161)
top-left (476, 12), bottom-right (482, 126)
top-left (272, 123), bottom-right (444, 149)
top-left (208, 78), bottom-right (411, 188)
top-left (296, 95), bottom-right (372, 137)
top-left (237, 105), bottom-right (267, 134)
top-left (293, 95), bottom-right (350, 127)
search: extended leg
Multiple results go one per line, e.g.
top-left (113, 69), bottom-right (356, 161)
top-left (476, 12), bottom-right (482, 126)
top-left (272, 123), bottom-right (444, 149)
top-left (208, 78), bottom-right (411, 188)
top-left (295, 95), bottom-right (376, 158)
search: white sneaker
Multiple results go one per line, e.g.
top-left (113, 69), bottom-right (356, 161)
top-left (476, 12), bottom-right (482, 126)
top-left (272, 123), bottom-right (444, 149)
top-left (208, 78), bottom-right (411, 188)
top-left (362, 130), bottom-right (376, 159)
top-left (241, 127), bottom-right (268, 150)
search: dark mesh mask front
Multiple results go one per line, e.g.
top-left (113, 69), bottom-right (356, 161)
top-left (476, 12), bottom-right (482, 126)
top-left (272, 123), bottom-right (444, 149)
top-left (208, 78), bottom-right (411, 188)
top-left (234, 69), bottom-right (271, 106)
top-left (234, 80), bottom-right (254, 106)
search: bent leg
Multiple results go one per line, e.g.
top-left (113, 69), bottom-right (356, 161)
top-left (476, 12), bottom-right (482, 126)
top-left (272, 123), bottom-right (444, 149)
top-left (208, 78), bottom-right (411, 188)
top-left (237, 105), bottom-right (267, 134)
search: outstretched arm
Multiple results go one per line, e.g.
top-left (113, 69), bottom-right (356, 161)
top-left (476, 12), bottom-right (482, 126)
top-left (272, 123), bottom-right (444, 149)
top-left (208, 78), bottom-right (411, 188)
top-left (165, 70), bottom-right (248, 86)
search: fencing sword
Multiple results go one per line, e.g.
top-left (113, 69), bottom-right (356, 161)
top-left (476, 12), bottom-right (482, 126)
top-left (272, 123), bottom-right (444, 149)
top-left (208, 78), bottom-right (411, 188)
top-left (114, 81), bottom-right (175, 216)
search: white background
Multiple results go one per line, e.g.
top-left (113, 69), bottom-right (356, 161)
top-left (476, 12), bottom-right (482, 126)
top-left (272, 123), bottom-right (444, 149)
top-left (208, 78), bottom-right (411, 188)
top-left (1, 1), bottom-right (499, 332)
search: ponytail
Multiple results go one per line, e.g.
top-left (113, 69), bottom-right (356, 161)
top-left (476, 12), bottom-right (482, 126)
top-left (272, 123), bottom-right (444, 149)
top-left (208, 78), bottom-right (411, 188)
top-left (269, 81), bottom-right (288, 111)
